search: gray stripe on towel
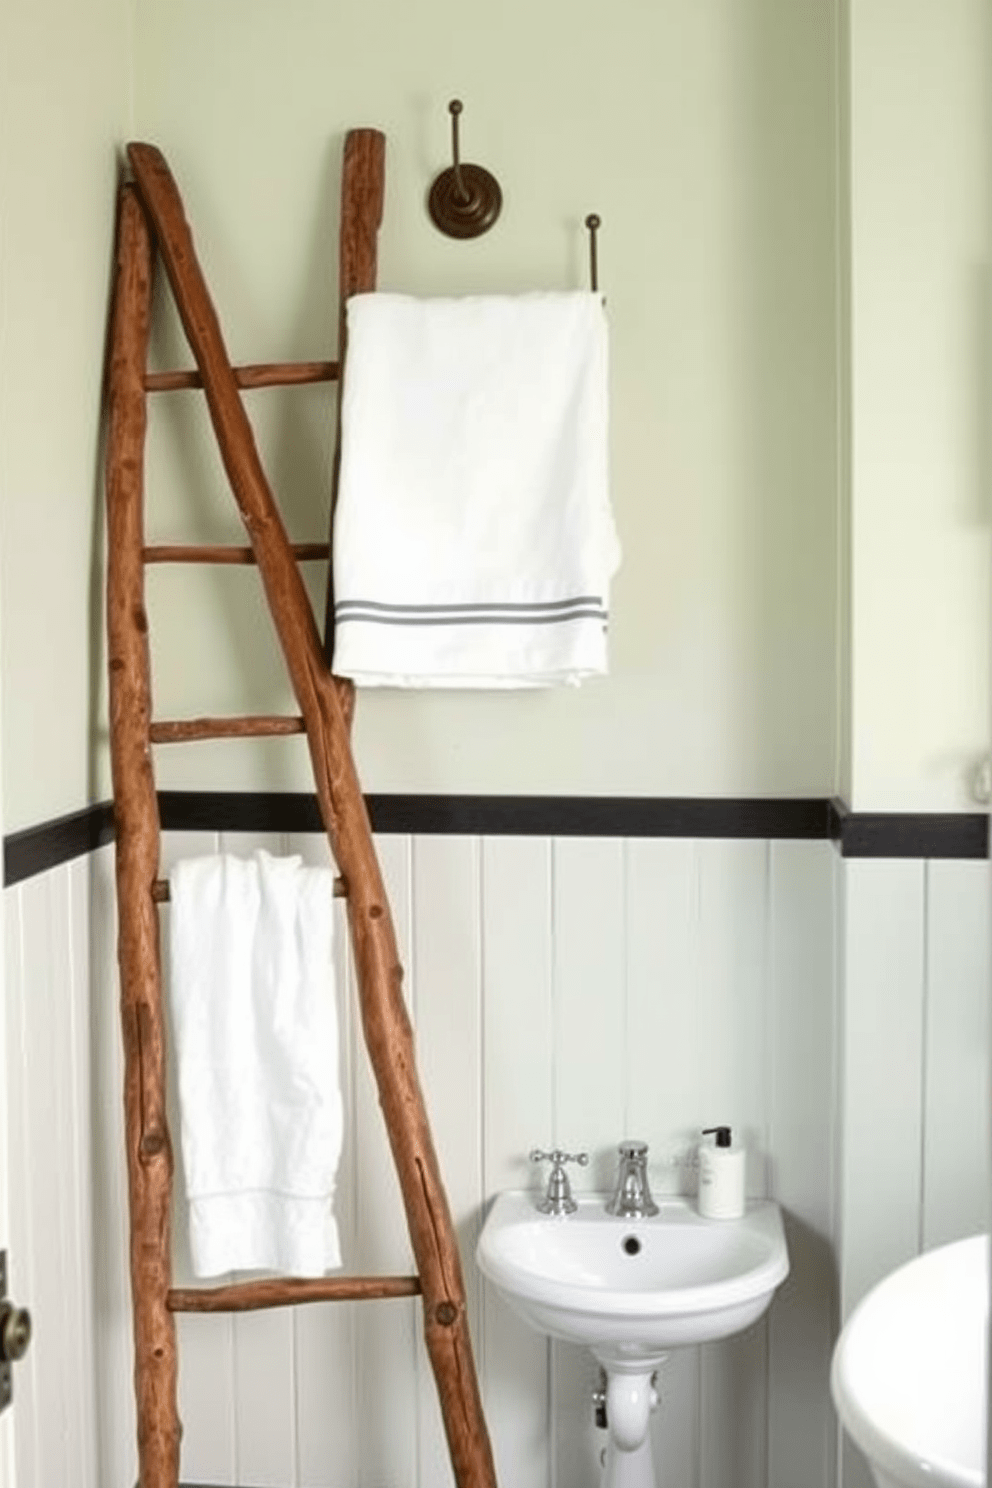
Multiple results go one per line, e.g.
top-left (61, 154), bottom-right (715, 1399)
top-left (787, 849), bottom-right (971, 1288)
top-left (335, 609), bottom-right (608, 627)
top-left (335, 598), bottom-right (605, 614)
top-left (335, 596), bottom-right (608, 625)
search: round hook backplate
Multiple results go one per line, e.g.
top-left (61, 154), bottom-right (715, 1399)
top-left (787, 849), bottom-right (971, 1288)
top-left (0, 1300), bottom-right (31, 1363)
top-left (428, 163), bottom-right (502, 239)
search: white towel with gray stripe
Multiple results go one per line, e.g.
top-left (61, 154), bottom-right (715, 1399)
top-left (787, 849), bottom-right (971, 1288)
top-left (331, 291), bottom-right (621, 687)
top-left (168, 850), bottom-right (342, 1278)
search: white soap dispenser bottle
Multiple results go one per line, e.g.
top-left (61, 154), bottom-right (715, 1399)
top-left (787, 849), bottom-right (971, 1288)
top-left (697, 1125), bottom-right (746, 1219)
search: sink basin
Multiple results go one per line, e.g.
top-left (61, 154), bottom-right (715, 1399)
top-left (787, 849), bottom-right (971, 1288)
top-left (478, 1190), bottom-right (789, 1487)
top-left (831, 1234), bottom-right (989, 1488)
top-left (476, 1191), bottom-right (789, 1365)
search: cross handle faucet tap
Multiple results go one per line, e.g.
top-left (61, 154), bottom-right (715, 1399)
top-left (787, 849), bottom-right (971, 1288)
top-left (530, 1148), bottom-right (589, 1215)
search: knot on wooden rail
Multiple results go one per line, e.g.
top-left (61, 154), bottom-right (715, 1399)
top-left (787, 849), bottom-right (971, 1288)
top-left (434, 1301), bottom-right (459, 1327)
top-left (140, 1129), bottom-right (167, 1160)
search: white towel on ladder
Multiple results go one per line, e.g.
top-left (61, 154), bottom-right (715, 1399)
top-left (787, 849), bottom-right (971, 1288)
top-left (168, 850), bottom-right (343, 1278)
top-left (331, 290), bottom-right (621, 687)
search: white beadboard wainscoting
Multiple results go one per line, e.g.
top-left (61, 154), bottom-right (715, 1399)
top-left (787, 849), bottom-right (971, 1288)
top-left (837, 857), bottom-right (991, 1488)
top-left (3, 833), bottom-right (988, 1488)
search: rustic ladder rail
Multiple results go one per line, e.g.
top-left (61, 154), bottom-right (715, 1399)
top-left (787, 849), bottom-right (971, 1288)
top-left (105, 134), bottom-right (498, 1488)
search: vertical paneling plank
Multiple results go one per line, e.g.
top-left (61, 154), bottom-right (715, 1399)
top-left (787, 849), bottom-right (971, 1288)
top-left (699, 1325), bottom-right (768, 1488)
top-left (88, 844), bottom-right (138, 1488)
top-left (696, 840), bottom-right (770, 1488)
top-left (67, 856), bottom-right (98, 1488)
top-left (625, 838), bottom-right (701, 1488)
top-left (481, 837), bottom-right (554, 1193)
top-left (411, 834), bottom-right (484, 1488)
top-left (44, 867), bottom-right (92, 1482)
top-left (651, 1353), bottom-right (699, 1488)
top-left (0, 873), bottom-right (14, 1487)
top-left (922, 858), bottom-right (991, 1248)
top-left (481, 837), bottom-right (553, 1488)
top-left (287, 829), bottom-right (357, 1488)
top-left (5, 883), bottom-right (40, 1487)
top-left (14, 870), bottom-right (90, 1485)
top-left (695, 841), bottom-right (770, 1190)
top-left (159, 829), bottom-right (238, 1485)
top-left (551, 838), bottom-right (627, 1194)
top-left (766, 841), bottom-right (837, 1488)
top-left (625, 838), bottom-right (702, 1186)
top-left (838, 858), bottom-right (925, 1488)
top-left (352, 833), bottom-right (418, 1488)
top-left (832, 845), bottom-right (854, 1488)
top-left (839, 858), bottom-right (925, 1315)
top-left (549, 1345), bottom-right (601, 1488)
top-left (830, 845), bottom-right (846, 1262)
top-left (41, 866), bottom-right (89, 1483)
top-left (551, 837), bottom-right (625, 1488)
top-left (219, 830), bottom-right (298, 1487)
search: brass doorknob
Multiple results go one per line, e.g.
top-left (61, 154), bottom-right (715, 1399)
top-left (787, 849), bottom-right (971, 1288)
top-left (0, 1300), bottom-right (31, 1363)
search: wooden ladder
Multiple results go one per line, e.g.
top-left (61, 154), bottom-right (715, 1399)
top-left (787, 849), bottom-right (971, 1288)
top-left (105, 135), bottom-right (498, 1488)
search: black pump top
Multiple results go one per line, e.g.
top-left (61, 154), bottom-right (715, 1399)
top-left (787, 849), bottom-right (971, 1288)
top-left (703, 1125), bottom-right (732, 1147)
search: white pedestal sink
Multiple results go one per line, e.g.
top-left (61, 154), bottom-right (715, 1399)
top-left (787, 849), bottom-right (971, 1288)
top-left (831, 1233), bottom-right (988, 1488)
top-left (476, 1191), bottom-right (789, 1488)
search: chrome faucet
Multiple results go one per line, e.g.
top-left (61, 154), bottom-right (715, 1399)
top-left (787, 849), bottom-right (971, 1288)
top-left (605, 1140), bottom-right (659, 1218)
top-left (530, 1148), bottom-right (588, 1215)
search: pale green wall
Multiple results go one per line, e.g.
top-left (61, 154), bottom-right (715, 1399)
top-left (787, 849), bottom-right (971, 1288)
top-left (128, 0), bottom-right (841, 803)
top-left (846, 0), bottom-right (991, 810)
top-left (0, 0), bottom-right (133, 833)
top-left (2, 0), bottom-right (988, 829)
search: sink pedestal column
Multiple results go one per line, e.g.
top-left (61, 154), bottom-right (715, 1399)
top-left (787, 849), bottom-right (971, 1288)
top-left (599, 1362), bottom-right (662, 1488)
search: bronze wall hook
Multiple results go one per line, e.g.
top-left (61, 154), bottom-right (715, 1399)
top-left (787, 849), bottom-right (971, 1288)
top-left (428, 99), bottom-right (502, 239)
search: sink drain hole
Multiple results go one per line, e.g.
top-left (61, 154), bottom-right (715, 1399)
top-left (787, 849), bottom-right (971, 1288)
top-left (621, 1234), bottom-right (642, 1256)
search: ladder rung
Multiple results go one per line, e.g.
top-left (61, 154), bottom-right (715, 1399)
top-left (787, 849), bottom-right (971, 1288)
top-left (151, 875), bottom-right (348, 903)
top-left (144, 542), bottom-right (329, 565)
top-left (146, 359), bottom-right (340, 392)
top-left (167, 1274), bottom-right (421, 1313)
top-left (149, 715), bottom-right (306, 743)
